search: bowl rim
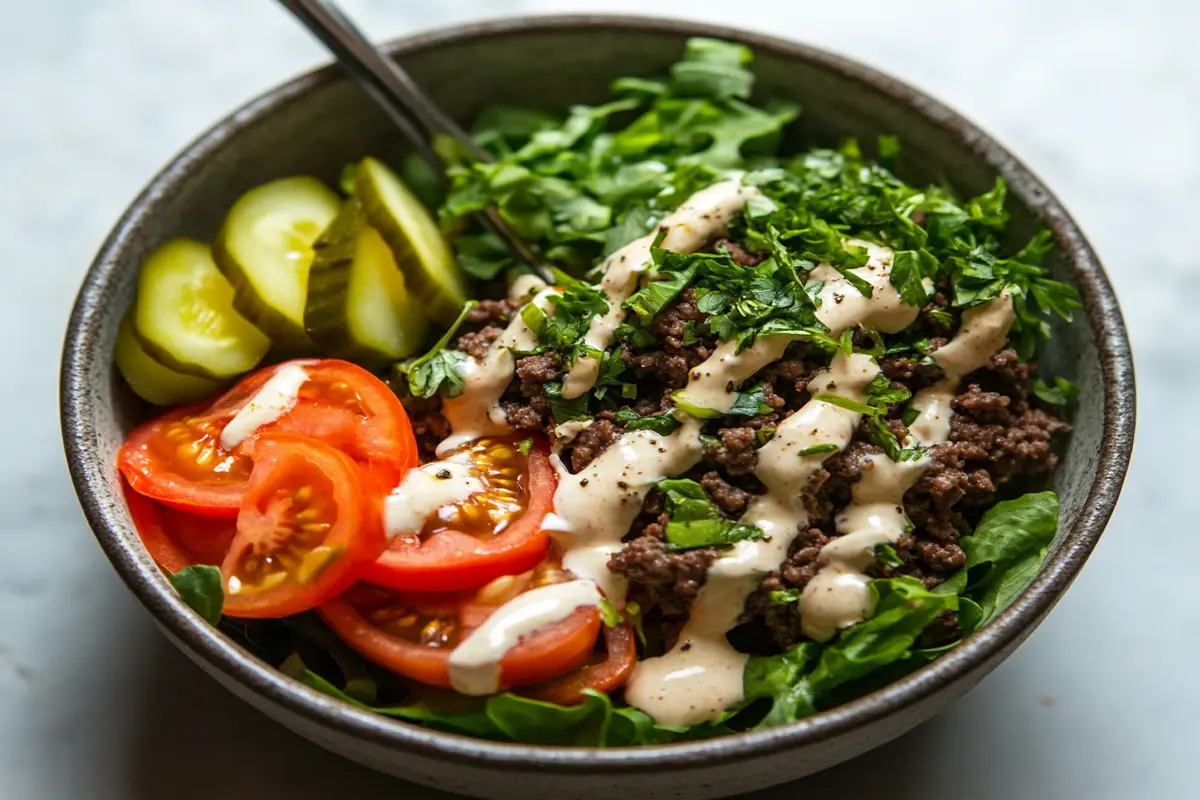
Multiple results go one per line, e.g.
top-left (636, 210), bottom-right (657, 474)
top-left (61, 12), bottom-right (1135, 773)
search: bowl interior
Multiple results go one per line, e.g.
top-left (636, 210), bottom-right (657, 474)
top-left (62, 13), bottom-right (1132, 782)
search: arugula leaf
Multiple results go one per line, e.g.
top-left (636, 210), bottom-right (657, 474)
top-left (400, 301), bottom-right (476, 398)
top-left (1032, 376), bottom-right (1079, 406)
top-left (613, 408), bottom-right (681, 435)
top-left (169, 565), bottom-right (223, 625)
top-left (657, 479), bottom-right (763, 551)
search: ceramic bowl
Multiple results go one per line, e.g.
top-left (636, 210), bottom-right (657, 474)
top-left (60, 14), bottom-right (1134, 800)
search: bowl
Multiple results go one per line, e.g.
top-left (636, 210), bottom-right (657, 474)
top-left (60, 14), bottom-right (1135, 800)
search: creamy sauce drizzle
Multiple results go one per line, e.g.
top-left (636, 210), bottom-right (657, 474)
top-left (546, 418), bottom-right (704, 606)
top-left (447, 579), bottom-right (602, 695)
top-left (437, 289), bottom-right (555, 456)
top-left (625, 354), bottom-right (879, 726)
top-left (219, 362), bottom-right (309, 450)
top-left (383, 457), bottom-right (481, 540)
top-left (675, 240), bottom-right (918, 415)
top-left (421, 171), bottom-right (1017, 725)
top-left (560, 176), bottom-right (762, 399)
top-left (799, 293), bottom-right (1016, 640)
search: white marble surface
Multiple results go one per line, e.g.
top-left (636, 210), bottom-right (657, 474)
top-left (1, 0), bottom-right (1191, 797)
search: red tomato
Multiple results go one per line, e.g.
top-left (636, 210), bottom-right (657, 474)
top-left (117, 359), bottom-right (418, 518)
top-left (220, 433), bottom-right (386, 619)
top-left (363, 437), bottom-right (554, 592)
top-left (518, 623), bottom-right (636, 705)
top-left (124, 482), bottom-right (236, 573)
top-left (318, 563), bottom-right (601, 691)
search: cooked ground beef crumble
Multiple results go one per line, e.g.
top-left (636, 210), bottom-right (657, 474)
top-left (399, 248), bottom-right (1069, 655)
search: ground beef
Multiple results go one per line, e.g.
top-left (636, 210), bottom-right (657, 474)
top-left (456, 326), bottom-right (503, 360)
top-left (567, 418), bottom-right (621, 473)
top-left (405, 239), bottom-right (1069, 656)
top-left (515, 353), bottom-right (560, 383)
top-left (466, 298), bottom-right (519, 325)
top-left (700, 471), bottom-right (754, 514)
top-left (704, 427), bottom-right (758, 475)
top-left (608, 534), bottom-right (717, 620)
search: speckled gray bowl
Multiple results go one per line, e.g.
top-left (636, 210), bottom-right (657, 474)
top-left (60, 14), bottom-right (1134, 800)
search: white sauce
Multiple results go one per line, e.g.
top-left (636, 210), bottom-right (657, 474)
top-left (508, 273), bottom-right (547, 303)
top-left (799, 293), bottom-right (1017, 641)
top-left (812, 239), bottom-right (922, 335)
top-left (560, 176), bottom-right (762, 399)
top-left (447, 579), bottom-right (602, 695)
top-left (383, 458), bottom-right (482, 540)
top-left (548, 417), bottom-right (704, 606)
top-left (625, 354), bottom-right (879, 726)
top-left (675, 240), bottom-right (918, 416)
top-left (218, 363), bottom-right (309, 450)
top-left (437, 289), bottom-right (555, 456)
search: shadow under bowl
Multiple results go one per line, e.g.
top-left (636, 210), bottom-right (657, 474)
top-left (60, 13), bottom-right (1134, 800)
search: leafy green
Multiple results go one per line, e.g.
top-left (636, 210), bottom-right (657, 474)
top-left (727, 383), bottom-right (775, 417)
top-left (624, 264), bottom-right (695, 325)
top-left (657, 479), bottom-right (763, 551)
top-left (612, 408), bottom-right (681, 435)
top-left (796, 443), bottom-right (840, 458)
top-left (169, 565), bottom-right (223, 625)
top-left (746, 577), bottom-right (957, 727)
top-left (399, 301), bottom-right (476, 398)
top-left (814, 394), bottom-right (877, 415)
top-left (935, 492), bottom-right (1059, 624)
top-left (543, 381), bottom-right (591, 423)
top-left (1032, 375), bottom-right (1079, 406)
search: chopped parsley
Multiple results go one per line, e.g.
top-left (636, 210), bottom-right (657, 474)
top-left (613, 408), bottom-right (681, 435)
top-left (657, 479), bottom-right (764, 551)
top-left (1032, 375), bottom-right (1079, 406)
top-left (399, 301), bottom-right (476, 398)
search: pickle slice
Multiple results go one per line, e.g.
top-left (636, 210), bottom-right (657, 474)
top-left (134, 238), bottom-right (269, 380)
top-left (213, 176), bottom-right (341, 349)
top-left (354, 157), bottom-right (467, 326)
top-left (114, 313), bottom-right (220, 405)
top-left (305, 199), bottom-right (430, 364)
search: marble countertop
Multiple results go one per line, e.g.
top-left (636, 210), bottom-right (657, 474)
top-left (2, 0), bottom-right (1190, 797)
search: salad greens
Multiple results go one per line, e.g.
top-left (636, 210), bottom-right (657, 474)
top-left (160, 37), bottom-right (1074, 749)
top-left (241, 491), bottom-right (1057, 746)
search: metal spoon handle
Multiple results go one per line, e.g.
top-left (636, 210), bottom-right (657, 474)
top-left (276, 0), bottom-right (549, 279)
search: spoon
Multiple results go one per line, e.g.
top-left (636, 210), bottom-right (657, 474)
top-left (275, 0), bottom-right (551, 282)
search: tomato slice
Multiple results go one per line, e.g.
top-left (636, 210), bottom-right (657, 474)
top-left (518, 624), bottom-right (636, 705)
top-left (220, 432), bottom-right (385, 618)
top-left (125, 482), bottom-right (237, 573)
top-left (117, 359), bottom-right (418, 518)
top-left (363, 437), bottom-right (554, 591)
top-left (318, 563), bottom-right (601, 691)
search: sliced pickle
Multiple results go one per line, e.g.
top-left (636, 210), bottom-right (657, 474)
top-left (212, 176), bottom-right (341, 350)
top-left (305, 198), bottom-right (430, 364)
top-left (354, 157), bottom-right (467, 326)
top-left (134, 237), bottom-right (269, 380)
top-left (114, 313), bottom-right (220, 405)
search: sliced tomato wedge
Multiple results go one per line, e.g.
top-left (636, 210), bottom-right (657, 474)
top-left (117, 359), bottom-right (418, 518)
top-left (318, 562), bottom-right (601, 691)
top-left (363, 437), bottom-right (554, 592)
top-left (220, 432), bottom-right (385, 618)
top-left (125, 482), bottom-right (237, 573)
top-left (518, 623), bottom-right (636, 705)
